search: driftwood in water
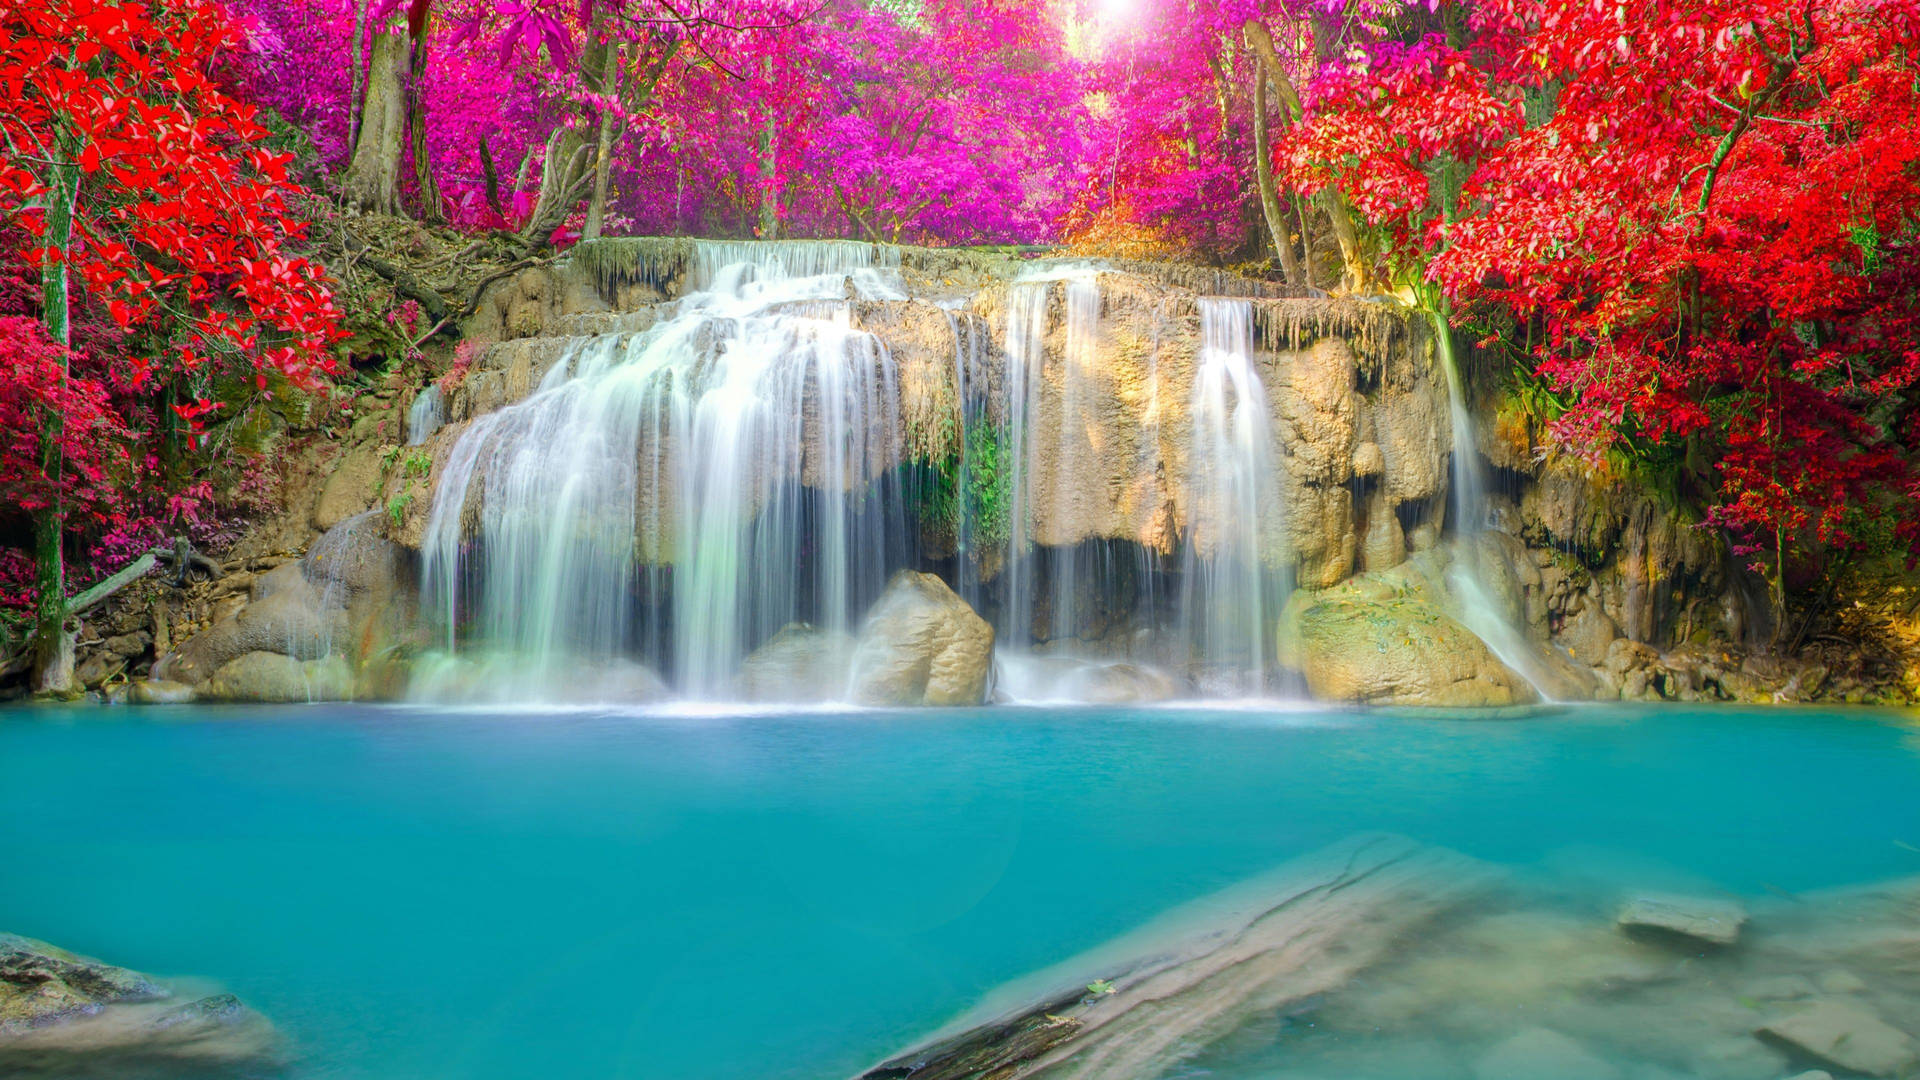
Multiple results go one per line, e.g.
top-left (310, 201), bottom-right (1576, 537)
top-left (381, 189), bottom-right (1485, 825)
top-left (857, 834), bottom-right (1495, 1080)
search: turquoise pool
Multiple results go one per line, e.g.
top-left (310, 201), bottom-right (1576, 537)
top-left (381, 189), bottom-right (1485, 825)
top-left (3, 703), bottom-right (1917, 1079)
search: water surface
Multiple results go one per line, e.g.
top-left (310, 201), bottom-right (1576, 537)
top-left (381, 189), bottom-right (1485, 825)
top-left (3, 703), bottom-right (1916, 1079)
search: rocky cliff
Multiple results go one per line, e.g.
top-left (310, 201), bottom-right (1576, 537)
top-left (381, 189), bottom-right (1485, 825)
top-left (87, 238), bottom-right (1916, 707)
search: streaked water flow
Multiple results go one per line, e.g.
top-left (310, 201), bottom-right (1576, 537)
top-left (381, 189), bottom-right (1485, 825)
top-left (420, 241), bottom-right (910, 699)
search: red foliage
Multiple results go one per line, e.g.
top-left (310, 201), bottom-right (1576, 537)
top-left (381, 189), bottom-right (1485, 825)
top-left (0, 317), bottom-right (127, 525)
top-left (0, 0), bottom-right (347, 400)
top-left (1283, 0), bottom-right (1920, 571)
top-left (0, 0), bottom-right (346, 614)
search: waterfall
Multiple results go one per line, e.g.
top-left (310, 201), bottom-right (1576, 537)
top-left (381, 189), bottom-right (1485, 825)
top-left (1436, 339), bottom-right (1555, 698)
top-left (943, 309), bottom-right (985, 613)
top-left (1177, 299), bottom-right (1286, 693)
top-left (989, 278), bottom-right (1286, 697)
top-left (419, 240), bottom-right (910, 700)
top-left (998, 264), bottom-right (1114, 649)
top-left (407, 384), bottom-right (444, 445)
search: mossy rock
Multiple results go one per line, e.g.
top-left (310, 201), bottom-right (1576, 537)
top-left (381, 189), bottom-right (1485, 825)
top-left (1292, 597), bottom-right (1535, 707)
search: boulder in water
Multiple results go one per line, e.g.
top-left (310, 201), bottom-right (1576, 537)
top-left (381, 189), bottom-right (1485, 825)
top-left (1473, 1027), bottom-right (1621, 1080)
top-left (735, 623), bottom-right (856, 702)
top-left (1, 934), bottom-right (163, 1026)
top-left (1289, 596), bottom-right (1535, 707)
top-left (1058, 661), bottom-right (1183, 703)
top-left (849, 571), bottom-right (993, 706)
top-left (201, 651), bottom-right (355, 703)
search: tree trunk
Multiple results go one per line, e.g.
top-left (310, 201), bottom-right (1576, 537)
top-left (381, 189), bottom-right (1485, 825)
top-left (583, 41), bottom-right (621, 240)
top-left (1251, 74), bottom-right (1301, 285)
top-left (1243, 18), bottom-right (1372, 293)
top-left (517, 125), bottom-right (593, 248)
top-left (520, 32), bottom-right (609, 248)
top-left (1294, 193), bottom-right (1317, 285)
top-left (31, 154), bottom-right (79, 695)
top-left (406, 18), bottom-right (444, 224)
top-left (346, 0), bottom-right (371, 158)
top-left (756, 57), bottom-right (779, 240)
top-left (342, 14), bottom-right (408, 215)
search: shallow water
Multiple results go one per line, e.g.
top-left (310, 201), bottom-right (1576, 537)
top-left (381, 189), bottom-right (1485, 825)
top-left (2, 703), bottom-right (1917, 1079)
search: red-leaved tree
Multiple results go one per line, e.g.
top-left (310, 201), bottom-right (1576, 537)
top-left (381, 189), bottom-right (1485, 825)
top-left (1283, 0), bottom-right (1920, 642)
top-left (0, 0), bottom-right (346, 691)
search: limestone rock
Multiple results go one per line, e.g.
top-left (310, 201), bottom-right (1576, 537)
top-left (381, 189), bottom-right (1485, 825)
top-left (1756, 1000), bottom-right (1919, 1077)
top-left (151, 562), bottom-right (345, 686)
top-left (311, 441), bottom-right (386, 531)
top-left (735, 623), bottom-right (857, 702)
top-left (1617, 893), bottom-right (1747, 948)
top-left (1, 934), bottom-right (163, 1027)
top-left (850, 571), bottom-right (994, 706)
top-left (1359, 488), bottom-right (1406, 573)
top-left (1473, 1027), bottom-right (1621, 1080)
top-left (1784, 1072), bottom-right (1834, 1080)
top-left (201, 651), bottom-right (354, 703)
top-left (155, 515), bottom-right (414, 698)
top-left (1556, 601), bottom-right (1620, 668)
top-left (1290, 596), bottom-right (1534, 707)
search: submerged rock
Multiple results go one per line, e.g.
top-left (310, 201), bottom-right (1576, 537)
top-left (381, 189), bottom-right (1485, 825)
top-left (0, 935), bottom-right (273, 1073)
top-left (735, 623), bottom-right (856, 702)
top-left (854, 834), bottom-right (1495, 1080)
top-left (849, 571), bottom-right (994, 706)
top-left (1472, 1027), bottom-right (1621, 1080)
top-left (1756, 1000), bottom-right (1919, 1077)
top-left (1616, 893), bottom-right (1747, 948)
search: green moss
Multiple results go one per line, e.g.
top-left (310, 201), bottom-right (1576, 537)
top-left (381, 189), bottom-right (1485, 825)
top-left (908, 417), bottom-right (1012, 553)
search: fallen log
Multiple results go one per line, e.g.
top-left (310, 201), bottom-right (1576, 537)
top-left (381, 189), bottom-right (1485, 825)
top-left (856, 834), bottom-right (1497, 1080)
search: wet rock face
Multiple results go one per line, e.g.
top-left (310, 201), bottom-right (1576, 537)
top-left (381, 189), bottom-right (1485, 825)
top-left (149, 515), bottom-right (415, 703)
top-left (441, 250), bottom-right (1449, 595)
top-left (850, 571), bottom-right (995, 706)
top-left (1290, 596), bottom-right (1534, 707)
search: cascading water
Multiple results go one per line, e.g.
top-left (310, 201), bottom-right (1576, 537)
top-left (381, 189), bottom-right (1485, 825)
top-left (1436, 338), bottom-right (1556, 698)
top-left (990, 276), bottom-right (1288, 697)
top-left (997, 264), bottom-right (1145, 651)
top-left (1177, 299), bottom-right (1287, 693)
top-left (406, 384), bottom-right (444, 445)
top-left (419, 240), bottom-right (912, 700)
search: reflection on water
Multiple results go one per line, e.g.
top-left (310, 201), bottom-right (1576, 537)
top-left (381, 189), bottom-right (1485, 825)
top-left (0, 704), bottom-right (1916, 1080)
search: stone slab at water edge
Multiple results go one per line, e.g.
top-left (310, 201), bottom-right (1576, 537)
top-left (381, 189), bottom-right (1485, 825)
top-left (0, 933), bottom-right (275, 1074)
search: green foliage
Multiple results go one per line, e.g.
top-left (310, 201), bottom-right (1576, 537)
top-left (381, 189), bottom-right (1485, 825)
top-left (1852, 222), bottom-right (1883, 276)
top-left (963, 420), bottom-right (1011, 550)
top-left (908, 417), bottom-right (1012, 553)
top-left (385, 491), bottom-right (414, 528)
top-left (1086, 980), bottom-right (1115, 996)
